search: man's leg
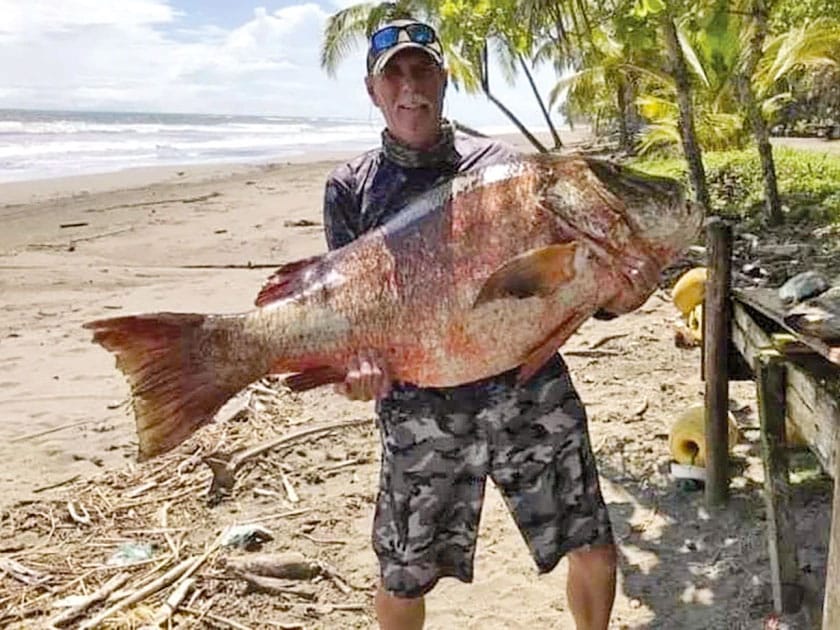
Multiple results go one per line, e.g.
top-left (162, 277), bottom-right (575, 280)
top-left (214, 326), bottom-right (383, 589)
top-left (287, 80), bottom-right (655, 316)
top-left (375, 583), bottom-right (425, 630)
top-left (373, 389), bottom-right (488, 630)
top-left (486, 360), bottom-right (616, 629)
top-left (567, 543), bottom-right (617, 630)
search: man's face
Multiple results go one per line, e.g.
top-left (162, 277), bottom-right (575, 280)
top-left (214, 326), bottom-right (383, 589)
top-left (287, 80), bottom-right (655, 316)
top-left (366, 48), bottom-right (447, 150)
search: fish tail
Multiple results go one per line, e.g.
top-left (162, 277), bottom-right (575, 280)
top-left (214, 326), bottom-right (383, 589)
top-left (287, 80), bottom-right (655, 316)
top-left (84, 312), bottom-right (256, 460)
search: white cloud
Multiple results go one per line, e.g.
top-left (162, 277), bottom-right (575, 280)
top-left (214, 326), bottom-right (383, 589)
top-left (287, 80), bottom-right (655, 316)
top-left (0, 0), bottom-right (562, 131)
top-left (0, 0), bottom-right (175, 37)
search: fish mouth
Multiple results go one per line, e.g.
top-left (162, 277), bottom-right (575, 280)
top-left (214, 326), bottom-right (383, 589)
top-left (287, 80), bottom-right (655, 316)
top-left (583, 157), bottom-right (703, 264)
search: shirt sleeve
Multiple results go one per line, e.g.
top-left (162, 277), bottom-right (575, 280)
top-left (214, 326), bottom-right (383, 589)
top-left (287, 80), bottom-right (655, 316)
top-left (323, 171), bottom-right (359, 251)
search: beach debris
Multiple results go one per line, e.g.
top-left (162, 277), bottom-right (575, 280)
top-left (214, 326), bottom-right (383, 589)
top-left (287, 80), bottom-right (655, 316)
top-left (784, 285), bottom-right (840, 340)
top-left (203, 418), bottom-right (371, 504)
top-left (280, 471), bottom-right (299, 503)
top-left (76, 555), bottom-right (199, 629)
top-left (237, 573), bottom-right (318, 600)
top-left (0, 558), bottom-right (50, 587)
top-left (283, 219), bottom-right (319, 227)
top-left (49, 571), bottom-right (130, 628)
top-left (107, 542), bottom-right (155, 566)
top-left (631, 398), bottom-right (649, 420)
top-left (220, 524), bottom-right (274, 550)
top-left (67, 500), bottom-right (91, 525)
top-left (224, 552), bottom-right (321, 581)
top-left (778, 270), bottom-right (830, 305)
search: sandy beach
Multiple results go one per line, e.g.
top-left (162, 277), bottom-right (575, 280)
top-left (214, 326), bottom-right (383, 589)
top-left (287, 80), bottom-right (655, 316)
top-left (0, 131), bottom-right (834, 628)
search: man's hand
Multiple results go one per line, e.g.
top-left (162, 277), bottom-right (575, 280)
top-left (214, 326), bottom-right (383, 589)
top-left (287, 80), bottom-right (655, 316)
top-left (334, 349), bottom-right (392, 401)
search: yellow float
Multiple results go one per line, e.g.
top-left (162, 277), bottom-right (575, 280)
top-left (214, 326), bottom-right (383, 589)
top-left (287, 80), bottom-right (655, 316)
top-left (669, 403), bottom-right (739, 466)
top-left (672, 267), bottom-right (707, 316)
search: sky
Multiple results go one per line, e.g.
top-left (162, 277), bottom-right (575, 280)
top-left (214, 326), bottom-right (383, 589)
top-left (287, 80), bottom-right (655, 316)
top-left (0, 0), bottom-right (564, 130)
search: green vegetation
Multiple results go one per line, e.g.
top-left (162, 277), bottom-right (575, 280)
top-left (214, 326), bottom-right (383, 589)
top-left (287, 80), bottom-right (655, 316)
top-left (632, 147), bottom-right (840, 222)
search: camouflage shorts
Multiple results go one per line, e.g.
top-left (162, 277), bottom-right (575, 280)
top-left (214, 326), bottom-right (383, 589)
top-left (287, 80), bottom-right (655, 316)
top-left (372, 359), bottom-right (613, 598)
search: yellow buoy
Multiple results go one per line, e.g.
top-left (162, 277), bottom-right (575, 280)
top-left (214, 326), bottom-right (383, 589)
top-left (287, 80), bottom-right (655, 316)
top-left (687, 302), bottom-right (703, 342)
top-left (669, 404), bottom-right (739, 466)
top-left (672, 267), bottom-right (708, 316)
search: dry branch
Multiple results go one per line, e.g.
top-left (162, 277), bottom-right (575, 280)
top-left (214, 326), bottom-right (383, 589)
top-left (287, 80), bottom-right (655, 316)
top-left (49, 571), bottom-right (130, 627)
top-left (77, 556), bottom-right (197, 629)
top-left (204, 417), bottom-right (372, 501)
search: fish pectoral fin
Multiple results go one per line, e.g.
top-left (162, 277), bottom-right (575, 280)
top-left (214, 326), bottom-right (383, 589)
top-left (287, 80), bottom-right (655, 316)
top-left (255, 254), bottom-right (325, 307)
top-left (473, 243), bottom-right (577, 308)
top-left (283, 366), bottom-right (346, 392)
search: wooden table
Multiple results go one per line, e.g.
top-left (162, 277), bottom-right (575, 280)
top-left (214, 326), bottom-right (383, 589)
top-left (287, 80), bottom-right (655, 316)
top-left (729, 287), bottom-right (840, 627)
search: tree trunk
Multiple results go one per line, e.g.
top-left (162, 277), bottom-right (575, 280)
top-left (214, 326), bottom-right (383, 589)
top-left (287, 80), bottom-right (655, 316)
top-left (518, 54), bottom-right (563, 148)
top-left (617, 78), bottom-right (630, 150)
top-left (662, 16), bottom-right (710, 213)
top-left (738, 0), bottom-right (783, 225)
top-left (481, 45), bottom-right (548, 153)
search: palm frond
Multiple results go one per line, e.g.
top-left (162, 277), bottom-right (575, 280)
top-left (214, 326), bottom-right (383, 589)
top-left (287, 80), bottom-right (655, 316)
top-left (321, 3), bottom-right (377, 76)
top-left (676, 24), bottom-right (710, 88)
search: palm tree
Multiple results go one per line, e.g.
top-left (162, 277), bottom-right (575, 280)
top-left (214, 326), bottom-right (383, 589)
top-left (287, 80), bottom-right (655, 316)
top-left (661, 12), bottom-right (710, 212)
top-left (736, 0), bottom-right (783, 224)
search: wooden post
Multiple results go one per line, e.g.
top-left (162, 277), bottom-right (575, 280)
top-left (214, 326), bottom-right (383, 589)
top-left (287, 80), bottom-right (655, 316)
top-left (704, 218), bottom-right (732, 508)
top-left (823, 432), bottom-right (840, 628)
top-left (756, 350), bottom-right (801, 614)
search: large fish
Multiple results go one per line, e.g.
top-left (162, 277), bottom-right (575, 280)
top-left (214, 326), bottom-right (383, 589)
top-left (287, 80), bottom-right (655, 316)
top-left (85, 154), bottom-right (702, 459)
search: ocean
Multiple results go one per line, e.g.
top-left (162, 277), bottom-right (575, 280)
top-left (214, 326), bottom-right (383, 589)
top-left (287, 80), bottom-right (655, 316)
top-left (0, 109), bottom-right (389, 183)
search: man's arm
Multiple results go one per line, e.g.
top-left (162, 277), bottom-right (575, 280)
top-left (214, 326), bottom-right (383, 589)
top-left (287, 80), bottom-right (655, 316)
top-left (323, 173), bottom-right (359, 251)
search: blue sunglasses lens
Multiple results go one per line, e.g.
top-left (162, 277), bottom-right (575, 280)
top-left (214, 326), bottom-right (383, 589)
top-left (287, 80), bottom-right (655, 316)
top-left (371, 27), bottom-right (400, 54)
top-left (406, 24), bottom-right (435, 44)
top-left (371, 24), bottom-right (437, 55)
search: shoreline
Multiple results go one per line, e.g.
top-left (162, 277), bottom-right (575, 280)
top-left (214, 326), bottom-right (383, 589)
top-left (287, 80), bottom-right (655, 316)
top-left (0, 148), bottom-right (363, 209)
top-left (0, 128), bottom-right (590, 208)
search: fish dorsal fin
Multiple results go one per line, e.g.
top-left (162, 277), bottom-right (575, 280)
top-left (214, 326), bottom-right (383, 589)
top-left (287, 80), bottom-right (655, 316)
top-left (255, 254), bottom-right (324, 307)
top-left (473, 243), bottom-right (578, 308)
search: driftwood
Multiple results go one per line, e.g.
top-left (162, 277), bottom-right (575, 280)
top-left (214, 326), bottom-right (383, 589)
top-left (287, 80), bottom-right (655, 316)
top-left (77, 556), bottom-right (196, 629)
top-left (48, 571), bottom-right (130, 627)
top-left (238, 573), bottom-right (317, 601)
top-left (204, 417), bottom-right (372, 502)
top-left (149, 576), bottom-right (195, 627)
top-left (225, 552), bottom-right (321, 581)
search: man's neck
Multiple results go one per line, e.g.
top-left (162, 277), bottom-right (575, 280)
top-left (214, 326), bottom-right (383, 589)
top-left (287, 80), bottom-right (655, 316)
top-left (382, 121), bottom-right (457, 169)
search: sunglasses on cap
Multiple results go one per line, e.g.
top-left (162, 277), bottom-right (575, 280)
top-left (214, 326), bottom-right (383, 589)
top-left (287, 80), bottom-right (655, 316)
top-left (369, 23), bottom-right (438, 57)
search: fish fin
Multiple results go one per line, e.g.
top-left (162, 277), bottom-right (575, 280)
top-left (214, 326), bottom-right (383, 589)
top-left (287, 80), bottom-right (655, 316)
top-left (84, 313), bottom-right (250, 460)
top-left (283, 366), bottom-right (346, 392)
top-left (516, 310), bottom-right (589, 384)
top-left (473, 243), bottom-right (577, 308)
top-left (256, 254), bottom-right (325, 307)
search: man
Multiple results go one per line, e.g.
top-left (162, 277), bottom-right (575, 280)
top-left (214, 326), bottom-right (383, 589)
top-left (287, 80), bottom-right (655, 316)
top-left (323, 18), bottom-right (617, 630)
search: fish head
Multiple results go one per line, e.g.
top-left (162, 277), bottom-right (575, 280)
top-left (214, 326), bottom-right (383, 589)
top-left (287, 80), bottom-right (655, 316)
top-left (539, 154), bottom-right (703, 266)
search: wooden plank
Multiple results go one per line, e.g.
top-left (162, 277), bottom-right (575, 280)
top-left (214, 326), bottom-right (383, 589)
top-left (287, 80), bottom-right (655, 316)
top-left (823, 436), bottom-right (840, 629)
top-left (785, 371), bottom-right (838, 475)
top-left (732, 303), bottom-right (840, 477)
top-left (704, 218), bottom-right (732, 507)
top-left (756, 350), bottom-right (801, 614)
top-left (733, 287), bottom-right (840, 366)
